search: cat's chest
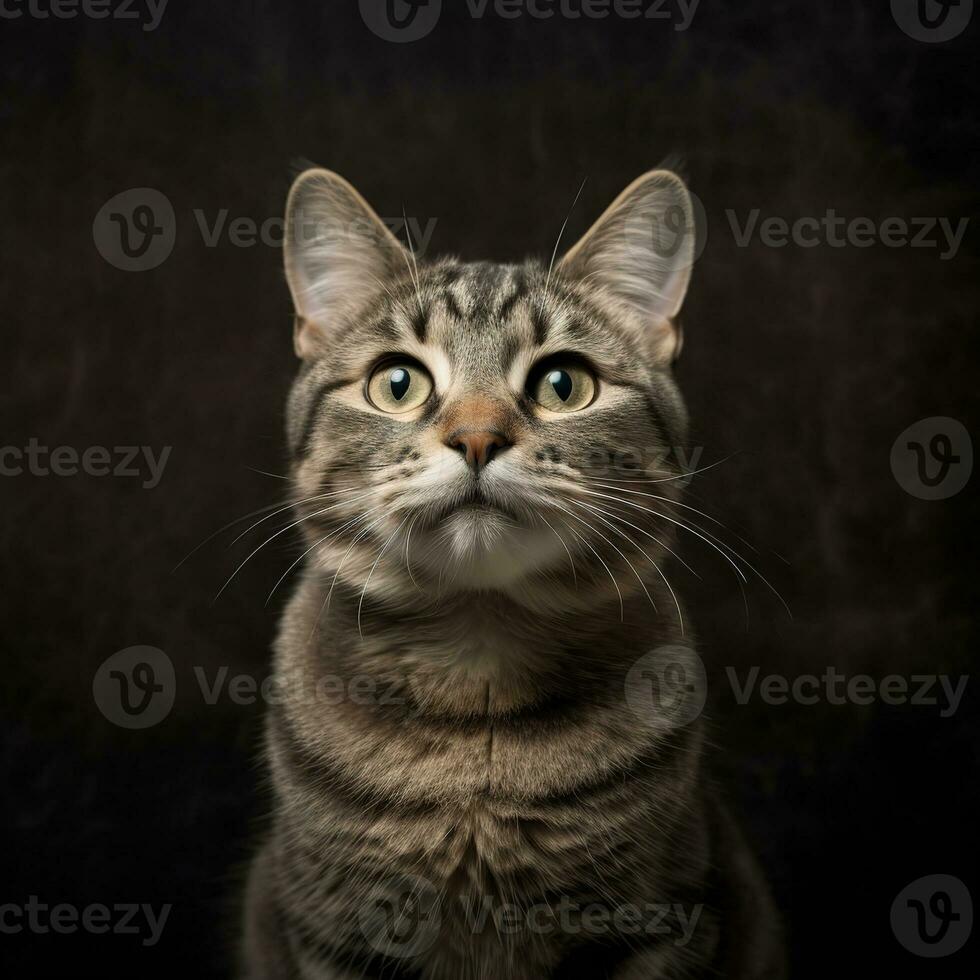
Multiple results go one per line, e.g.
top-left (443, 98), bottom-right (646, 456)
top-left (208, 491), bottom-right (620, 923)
top-left (410, 800), bottom-right (585, 899)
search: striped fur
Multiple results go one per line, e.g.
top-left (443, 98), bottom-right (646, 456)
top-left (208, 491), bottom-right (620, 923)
top-left (241, 171), bottom-right (784, 979)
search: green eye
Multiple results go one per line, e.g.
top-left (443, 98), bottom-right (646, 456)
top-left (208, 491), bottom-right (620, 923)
top-left (367, 362), bottom-right (433, 413)
top-left (531, 363), bottom-right (597, 413)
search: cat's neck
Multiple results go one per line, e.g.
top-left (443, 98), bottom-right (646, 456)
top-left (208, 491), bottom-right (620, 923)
top-left (282, 572), bottom-right (686, 718)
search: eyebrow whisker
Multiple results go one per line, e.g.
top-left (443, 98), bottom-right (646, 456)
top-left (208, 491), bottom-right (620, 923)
top-left (545, 176), bottom-right (589, 293)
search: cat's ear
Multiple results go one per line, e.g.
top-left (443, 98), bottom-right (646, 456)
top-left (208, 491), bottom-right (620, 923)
top-left (558, 170), bottom-right (695, 364)
top-left (284, 168), bottom-right (409, 358)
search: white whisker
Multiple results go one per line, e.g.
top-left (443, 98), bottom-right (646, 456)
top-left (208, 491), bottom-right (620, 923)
top-left (227, 486), bottom-right (365, 549)
top-left (547, 497), bottom-right (624, 620)
top-left (569, 498), bottom-right (684, 634)
top-left (403, 510), bottom-right (424, 593)
top-left (573, 496), bottom-right (701, 580)
top-left (580, 454), bottom-right (735, 485)
top-left (577, 486), bottom-right (791, 617)
top-left (536, 511), bottom-right (578, 588)
top-left (266, 504), bottom-right (387, 607)
top-left (172, 497), bottom-right (295, 572)
top-left (214, 489), bottom-right (379, 602)
top-left (357, 513), bottom-right (414, 637)
top-left (545, 177), bottom-right (588, 292)
top-left (559, 503), bottom-right (659, 619)
top-left (402, 205), bottom-right (425, 317)
top-left (312, 515), bottom-right (389, 640)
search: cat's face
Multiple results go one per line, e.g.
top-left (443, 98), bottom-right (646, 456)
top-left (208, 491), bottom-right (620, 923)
top-left (283, 170), bottom-right (695, 607)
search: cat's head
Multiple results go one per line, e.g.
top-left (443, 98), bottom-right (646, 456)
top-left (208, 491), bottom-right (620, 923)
top-left (282, 168), bottom-right (695, 609)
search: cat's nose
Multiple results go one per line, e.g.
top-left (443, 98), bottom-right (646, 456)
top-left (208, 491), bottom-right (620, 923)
top-left (446, 429), bottom-right (511, 475)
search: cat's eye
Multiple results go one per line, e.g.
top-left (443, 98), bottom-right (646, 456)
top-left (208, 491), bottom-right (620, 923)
top-left (366, 361), bottom-right (434, 414)
top-left (529, 362), bottom-right (597, 413)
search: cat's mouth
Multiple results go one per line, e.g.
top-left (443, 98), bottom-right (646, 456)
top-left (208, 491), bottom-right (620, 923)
top-left (410, 484), bottom-right (568, 584)
top-left (432, 487), bottom-right (518, 524)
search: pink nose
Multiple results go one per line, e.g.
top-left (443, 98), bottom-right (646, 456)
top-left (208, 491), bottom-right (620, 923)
top-left (446, 430), bottom-right (510, 474)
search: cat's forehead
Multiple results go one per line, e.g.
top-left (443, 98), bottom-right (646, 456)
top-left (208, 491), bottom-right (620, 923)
top-left (423, 261), bottom-right (537, 364)
top-left (380, 259), bottom-right (633, 377)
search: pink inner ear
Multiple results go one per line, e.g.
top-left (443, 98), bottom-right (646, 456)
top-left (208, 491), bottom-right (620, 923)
top-left (557, 170), bottom-right (695, 325)
top-left (283, 168), bottom-right (410, 341)
top-left (293, 316), bottom-right (329, 360)
top-left (642, 316), bottom-right (682, 368)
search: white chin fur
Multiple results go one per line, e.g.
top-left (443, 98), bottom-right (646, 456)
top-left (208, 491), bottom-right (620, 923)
top-left (418, 512), bottom-right (566, 590)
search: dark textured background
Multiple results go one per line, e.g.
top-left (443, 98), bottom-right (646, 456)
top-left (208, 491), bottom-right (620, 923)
top-left (1, 0), bottom-right (978, 975)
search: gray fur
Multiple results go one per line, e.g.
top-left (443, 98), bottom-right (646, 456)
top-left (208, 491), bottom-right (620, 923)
top-left (241, 170), bottom-right (785, 980)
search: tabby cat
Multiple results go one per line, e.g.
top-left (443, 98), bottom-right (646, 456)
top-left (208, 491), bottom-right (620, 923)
top-left (241, 168), bottom-right (785, 979)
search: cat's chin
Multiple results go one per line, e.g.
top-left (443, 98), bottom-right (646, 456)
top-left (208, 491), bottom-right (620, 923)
top-left (418, 508), bottom-right (567, 590)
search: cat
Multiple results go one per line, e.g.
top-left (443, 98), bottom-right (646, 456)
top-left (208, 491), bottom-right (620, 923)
top-left (241, 167), bottom-right (785, 979)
